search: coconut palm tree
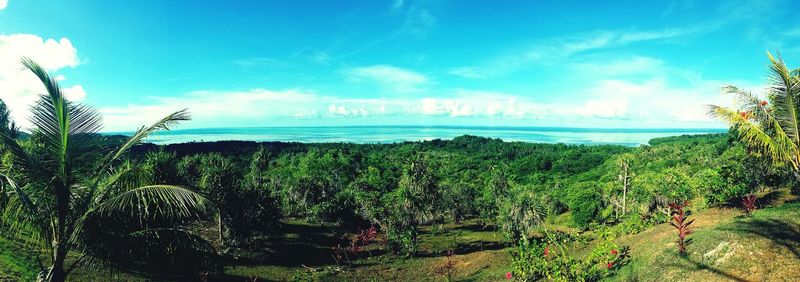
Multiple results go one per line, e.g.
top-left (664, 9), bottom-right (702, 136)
top-left (0, 58), bottom-right (212, 282)
top-left (708, 52), bottom-right (800, 171)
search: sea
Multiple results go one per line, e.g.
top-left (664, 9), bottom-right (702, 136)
top-left (129, 126), bottom-right (727, 147)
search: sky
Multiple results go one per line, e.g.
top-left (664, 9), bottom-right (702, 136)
top-left (1, 0), bottom-right (799, 131)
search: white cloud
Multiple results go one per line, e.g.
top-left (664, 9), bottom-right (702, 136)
top-left (413, 90), bottom-right (548, 119)
top-left (0, 34), bottom-right (83, 129)
top-left (577, 100), bottom-right (629, 118)
top-left (100, 88), bottom-right (405, 131)
top-left (420, 98), bottom-right (438, 115)
top-left (97, 75), bottom-right (741, 130)
top-left (328, 103), bottom-right (368, 117)
top-left (100, 88), bottom-right (319, 130)
top-left (0, 0), bottom-right (7, 10)
top-left (344, 65), bottom-right (428, 93)
top-left (419, 99), bottom-right (473, 117)
top-left (565, 78), bottom-right (742, 124)
top-left (63, 85), bottom-right (87, 101)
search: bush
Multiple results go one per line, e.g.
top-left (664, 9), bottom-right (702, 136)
top-left (510, 230), bottom-right (628, 281)
top-left (568, 183), bottom-right (603, 228)
top-left (497, 187), bottom-right (546, 241)
top-left (143, 149), bottom-right (180, 184)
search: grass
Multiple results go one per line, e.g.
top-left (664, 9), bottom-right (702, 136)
top-left (611, 192), bottom-right (800, 281)
top-left (223, 219), bottom-right (512, 281)
top-left (1, 191), bottom-right (798, 281)
top-left (0, 235), bottom-right (38, 281)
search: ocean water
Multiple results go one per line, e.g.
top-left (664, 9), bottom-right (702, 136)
top-left (132, 126), bottom-right (727, 146)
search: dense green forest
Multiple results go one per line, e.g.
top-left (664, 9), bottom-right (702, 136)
top-left (2, 55), bottom-right (800, 281)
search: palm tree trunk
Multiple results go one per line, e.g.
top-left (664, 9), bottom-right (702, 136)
top-left (218, 211), bottom-right (225, 247)
top-left (45, 242), bottom-right (67, 282)
top-left (46, 184), bottom-right (70, 282)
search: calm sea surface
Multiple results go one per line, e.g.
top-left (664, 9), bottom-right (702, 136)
top-left (122, 126), bottom-right (727, 146)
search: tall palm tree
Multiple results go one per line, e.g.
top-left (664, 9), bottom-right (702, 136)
top-left (0, 58), bottom-right (212, 282)
top-left (708, 52), bottom-right (800, 171)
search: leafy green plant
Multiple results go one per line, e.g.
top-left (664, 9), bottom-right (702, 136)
top-left (497, 187), bottom-right (546, 241)
top-left (568, 183), bottom-right (603, 229)
top-left (510, 229), bottom-right (629, 281)
top-left (384, 155), bottom-right (440, 255)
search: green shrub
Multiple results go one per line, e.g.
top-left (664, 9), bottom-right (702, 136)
top-left (497, 186), bottom-right (547, 240)
top-left (568, 183), bottom-right (603, 228)
top-left (510, 230), bottom-right (628, 281)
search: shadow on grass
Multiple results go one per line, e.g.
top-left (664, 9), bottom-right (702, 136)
top-left (661, 253), bottom-right (749, 282)
top-left (415, 241), bottom-right (507, 258)
top-left (449, 223), bottom-right (492, 232)
top-left (720, 218), bottom-right (800, 260)
top-left (679, 255), bottom-right (750, 282)
top-left (757, 189), bottom-right (797, 206)
top-left (226, 220), bottom-right (508, 270)
top-left (225, 222), bottom-right (352, 267)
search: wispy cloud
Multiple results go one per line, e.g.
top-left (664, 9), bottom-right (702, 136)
top-left (0, 0), bottom-right (7, 10)
top-left (337, 0), bottom-right (437, 58)
top-left (343, 65), bottom-right (428, 93)
top-left (399, 6), bottom-right (436, 36)
top-left (291, 48), bottom-right (332, 65)
top-left (452, 23), bottom-right (723, 80)
top-left (390, 0), bottom-right (404, 12)
top-left (447, 67), bottom-right (486, 79)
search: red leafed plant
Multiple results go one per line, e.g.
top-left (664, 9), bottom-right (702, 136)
top-left (434, 250), bottom-right (457, 281)
top-left (741, 194), bottom-right (757, 215)
top-left (668, 202), bottom-right (694, 256)
top-left (349, 225), bottom-right (379, 256)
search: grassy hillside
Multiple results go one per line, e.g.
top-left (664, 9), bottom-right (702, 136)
top-left (613, 190), bottom-right (800, 281)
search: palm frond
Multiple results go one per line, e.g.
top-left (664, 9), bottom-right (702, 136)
top-left (21, 57), bottom-right (63, 103)
top-left (22, 58), bottom-right (76, 198)
top-left (0, 175), bottom-right (49, 244)
top-left (0, 133), bottom-right (38, 182)
top-left (93, 185), bottom-right (211, 223)
top-left (766, 52), bottom-right (800, 144)
top-left (100, 110), bottom-right (190, 170)
top-left (73, 227), bottom-right (219, 277)
top-left (722, 85), bottom-right (762, 112)
top-left (707, 105), bottom-right (798, 166)
top-left (85, 161), bottom-right (150, 210)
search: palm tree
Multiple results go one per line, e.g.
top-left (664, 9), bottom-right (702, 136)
top-left (708, 52), bottom-right (800, 172)
top-left (0, 58), bottom-right (212, 282)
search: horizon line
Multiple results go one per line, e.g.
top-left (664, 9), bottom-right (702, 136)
top-left (100, 124), bottom-right (729, 134)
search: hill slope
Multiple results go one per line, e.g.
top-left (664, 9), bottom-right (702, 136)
top-left (613, 190), bottom-right (800, 282)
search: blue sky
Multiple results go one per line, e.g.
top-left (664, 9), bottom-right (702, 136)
top-left (0, 0), bottom-right (799, 131)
